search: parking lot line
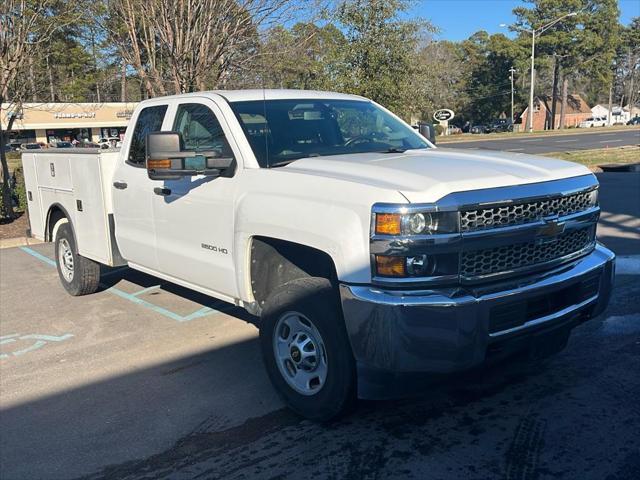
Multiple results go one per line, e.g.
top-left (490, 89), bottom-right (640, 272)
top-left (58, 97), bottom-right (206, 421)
top-left (20, 246), bottom-right (56, 267)
top-left (18, 246), bottom-right (222, 323)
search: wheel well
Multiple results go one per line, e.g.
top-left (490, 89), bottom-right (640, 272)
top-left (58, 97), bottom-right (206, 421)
top-left (46, 205), bottom-right (69, 242)
top-left (250, 237), bottom-right (338, 307)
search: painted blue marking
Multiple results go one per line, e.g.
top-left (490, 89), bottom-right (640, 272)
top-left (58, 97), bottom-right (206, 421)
top-left (18, 246), bottom-right (221, 322)
top-left (0, 333), bottom-right (74, 359)
top-left (131, 285), bottom-right (161, 297)
top-left (0, 334), bottom-right (20, 340)
top-left (20, 247), bottom-right (57, 267)
top-left (181, 306), bottom-right (215, 322)
top-left (12, 340), bottom-right (47, 356)
top-left (19, 334), bottom-right (74, 342)
top-left (106, 287), bottom-right (185, 322)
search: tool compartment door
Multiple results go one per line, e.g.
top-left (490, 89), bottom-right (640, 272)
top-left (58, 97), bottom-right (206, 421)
top-left (69, 152), bottom-right (114, 265)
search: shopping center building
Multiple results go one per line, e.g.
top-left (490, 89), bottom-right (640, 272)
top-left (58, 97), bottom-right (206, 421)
top-left (2, 102), bottom-right (139, 145)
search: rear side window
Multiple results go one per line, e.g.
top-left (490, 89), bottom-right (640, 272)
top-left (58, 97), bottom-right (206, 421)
top-left (173, 103), bottom-right (232, 156)
top-left (127, 105), bottom-right (168, 166)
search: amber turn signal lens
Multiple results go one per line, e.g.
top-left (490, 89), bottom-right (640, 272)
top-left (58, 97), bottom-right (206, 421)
top-left (375, 255), bottom-right (406, 277)
top-left (375, 213), bottom-right (401, 235)
top-left (147, 159), bottom-right (171, 169)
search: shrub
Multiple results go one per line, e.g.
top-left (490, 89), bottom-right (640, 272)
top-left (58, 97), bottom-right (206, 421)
top-left (434, 124), bottom-right (444, 136)
top-left (13, 168), bottom-right (27, 212)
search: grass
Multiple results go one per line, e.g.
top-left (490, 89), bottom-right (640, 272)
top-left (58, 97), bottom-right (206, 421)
top-left (541, 146), bottom-right (640, 167)
top-left (437, 124), bottom-right (638, 143)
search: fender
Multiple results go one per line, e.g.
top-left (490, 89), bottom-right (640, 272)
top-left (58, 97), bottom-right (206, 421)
top-left (46, 202), bottom-right (75, 244)
top-left (233, 188), bottom-right (398, 303)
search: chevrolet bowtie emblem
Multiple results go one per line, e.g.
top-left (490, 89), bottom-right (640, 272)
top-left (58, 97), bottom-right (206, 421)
top-left (538, 216), bottom-right (565, 237)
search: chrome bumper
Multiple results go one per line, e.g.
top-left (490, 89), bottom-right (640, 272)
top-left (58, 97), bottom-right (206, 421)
top-left (340, 244), bottom-right (615, 382)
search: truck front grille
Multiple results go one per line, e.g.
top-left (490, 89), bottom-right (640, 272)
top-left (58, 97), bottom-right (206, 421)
top-left (460, 190), bottom-right (595, 232)
top-left (461, 227), bottom-right (594, 279)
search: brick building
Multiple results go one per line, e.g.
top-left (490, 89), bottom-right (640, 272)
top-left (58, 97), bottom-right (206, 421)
top-left (520, 94), bottom-right (592, 130)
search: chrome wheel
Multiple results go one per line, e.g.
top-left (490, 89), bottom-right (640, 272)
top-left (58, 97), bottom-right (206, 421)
top-left (58, 238), bottom-right (74, 282)
top-left (273, 311), bottom-right (328, 396)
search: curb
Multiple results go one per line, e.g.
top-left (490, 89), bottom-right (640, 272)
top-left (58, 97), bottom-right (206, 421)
top-left (0, 237), bottom-right (43, 249)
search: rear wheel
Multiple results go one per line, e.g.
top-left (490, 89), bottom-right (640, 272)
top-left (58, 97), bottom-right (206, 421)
top-left (259, 277), bottom-right (356, 422)
top-left (55, 222), bottom-right (101, 296)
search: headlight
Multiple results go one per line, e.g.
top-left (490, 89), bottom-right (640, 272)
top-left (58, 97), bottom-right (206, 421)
top-left (375, 210), bottom-right (458, 235)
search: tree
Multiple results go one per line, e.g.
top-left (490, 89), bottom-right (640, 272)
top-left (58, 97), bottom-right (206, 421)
top-left (258, 23), bottom-right (345, 91)
top-left (513, 0), bottom-right (620, 128)
top-left (0, 0), bottom-right (82, 219)
top-left (333, 0), bottom-right (436, 117)
top-left (106, 0), bottom-right (306, 96)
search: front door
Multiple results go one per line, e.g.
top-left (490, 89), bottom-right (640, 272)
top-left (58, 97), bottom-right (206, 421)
top-left (152, 99), bottom-right (239, 298)
top-left (112, 103), bottom-right (169, 270)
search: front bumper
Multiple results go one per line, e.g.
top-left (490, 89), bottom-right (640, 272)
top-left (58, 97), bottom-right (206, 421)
top-left (340, 244), bottom-right (615, 398)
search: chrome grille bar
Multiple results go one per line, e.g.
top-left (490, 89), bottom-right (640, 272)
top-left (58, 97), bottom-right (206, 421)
top-left (460, 190), bottom-right (596, 232)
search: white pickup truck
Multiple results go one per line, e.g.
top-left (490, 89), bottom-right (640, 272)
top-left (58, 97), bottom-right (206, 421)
top-left (22, 90), bottom-right (615, 421)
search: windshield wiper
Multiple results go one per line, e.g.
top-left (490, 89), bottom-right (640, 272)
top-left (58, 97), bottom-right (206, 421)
top-left (379, 147), bottom-right (407, 154)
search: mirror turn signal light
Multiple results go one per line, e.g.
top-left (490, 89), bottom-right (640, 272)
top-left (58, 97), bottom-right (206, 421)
top-left (375, 213), bottom-right (401, 235)
top-left (147, 159), bottom-right (171, 169)
top-left (375, 255), bottom-right (406, 277)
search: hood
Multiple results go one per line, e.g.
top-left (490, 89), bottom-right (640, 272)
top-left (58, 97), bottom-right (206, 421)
top-left (283, 148), bottom-right (592, 203)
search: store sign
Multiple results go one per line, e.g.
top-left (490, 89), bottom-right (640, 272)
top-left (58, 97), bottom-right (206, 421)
top-left (116, 110), bottom-right (134, 119)
top-left (54, 112), bottom-right (96, 119)
top-left (433, 109), bottom-right (455, 122)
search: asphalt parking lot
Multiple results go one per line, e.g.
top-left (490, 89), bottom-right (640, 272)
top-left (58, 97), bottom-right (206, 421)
top-left (1, 174), bottom-right (639, 480)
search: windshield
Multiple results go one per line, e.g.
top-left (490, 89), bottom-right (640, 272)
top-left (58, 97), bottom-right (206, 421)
top-left (229, 99), bottom-right (430, 167)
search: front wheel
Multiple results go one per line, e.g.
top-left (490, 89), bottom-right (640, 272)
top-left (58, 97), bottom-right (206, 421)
top-left (55, 222), bottom-right (101, 296)
top-left (259, 277), bottom-right (356, 421)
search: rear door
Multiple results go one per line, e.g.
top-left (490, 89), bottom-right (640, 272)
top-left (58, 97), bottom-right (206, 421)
top-left (152, 98), bottom-right (239, 298)
top-left (112, 103), bottom-right (169, 270)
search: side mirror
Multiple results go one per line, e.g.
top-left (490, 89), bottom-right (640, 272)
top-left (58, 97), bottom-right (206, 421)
top-left (418, 123), bottom-right (436, 145)
top-left (145, 131), bottom-right (234, 181)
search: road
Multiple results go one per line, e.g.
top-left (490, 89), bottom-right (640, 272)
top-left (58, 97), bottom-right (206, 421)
top-left (439, 128), bottom-right (640, 154)
top-left (0, 176), bottom-right (639, 480)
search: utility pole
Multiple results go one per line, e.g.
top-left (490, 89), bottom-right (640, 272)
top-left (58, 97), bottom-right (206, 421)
top-left (528, 30), bottom-right (536, 132)
top-left (509, 67), bottom-right (516, 129)
top-left (502, 12), bottom-right (578, 133)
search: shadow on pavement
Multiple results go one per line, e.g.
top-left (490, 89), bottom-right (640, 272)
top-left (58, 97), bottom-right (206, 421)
top-left (596, 172), bottom-right (640, 256)
top-left (2, 273), bottom-right (639, 480)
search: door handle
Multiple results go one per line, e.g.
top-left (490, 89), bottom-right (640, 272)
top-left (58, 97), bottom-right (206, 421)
top-left (153, 187), bottom-right (172, 196)
top-left (113, 181), bottom-right (128, 190)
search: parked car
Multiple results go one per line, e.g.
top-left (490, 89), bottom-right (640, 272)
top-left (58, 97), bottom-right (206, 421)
top-left (579, 117), bottom-right (607, 128)
top-left (627, 116), bottom-right (640, 126)
top-left (54, 141), bottom-right (72, 148)
top-left (97, 137), bottom-right (121, 149)
top-left (22, 143), bottom-right (42, 150)
top-left (7, 142), bottom-right (23, 151)
top-left (21, 89), bottom-right (615, 421)
top-left (486, 119), bottom-right (513, 133)
top-left (470, 124), bottom-right (487, 134)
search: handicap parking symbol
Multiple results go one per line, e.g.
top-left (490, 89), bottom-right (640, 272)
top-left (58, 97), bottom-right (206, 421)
top-left (0, 333), bottom-right (74, 359)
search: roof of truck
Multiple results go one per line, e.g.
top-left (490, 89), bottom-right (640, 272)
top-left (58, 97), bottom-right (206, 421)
top-left (141, 89), bottom-right (368, 103)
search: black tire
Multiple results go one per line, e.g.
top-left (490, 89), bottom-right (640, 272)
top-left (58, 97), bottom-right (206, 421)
top-left (54, 222), bottom-right (101, 296)
top-left (259, 277), bottom-right (356, 422)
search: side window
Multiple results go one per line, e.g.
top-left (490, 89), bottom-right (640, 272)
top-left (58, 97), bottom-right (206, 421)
top-left (127, 105), bottom-right (168, 166)
top-left (173, 103), bottom-right (232, 156)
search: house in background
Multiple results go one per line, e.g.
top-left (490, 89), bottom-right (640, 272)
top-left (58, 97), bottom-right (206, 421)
top-left (520, 94), bottom-right (592, 130)
top-left (591, 104), bottom-right (631, 124)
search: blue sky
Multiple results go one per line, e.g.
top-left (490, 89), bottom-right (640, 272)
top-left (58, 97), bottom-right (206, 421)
top-left (407, 0), bottom-right (639, 41)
